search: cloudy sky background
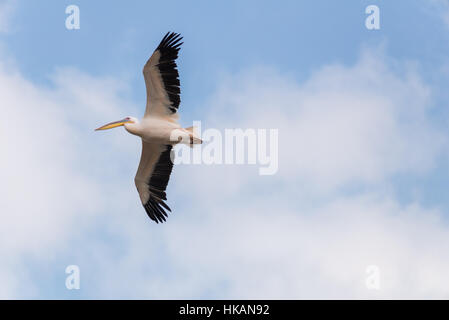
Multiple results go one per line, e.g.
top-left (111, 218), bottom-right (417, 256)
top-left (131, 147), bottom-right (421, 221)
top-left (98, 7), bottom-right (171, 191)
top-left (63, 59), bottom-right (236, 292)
top-left (1, 0), bottom-right (449, 298)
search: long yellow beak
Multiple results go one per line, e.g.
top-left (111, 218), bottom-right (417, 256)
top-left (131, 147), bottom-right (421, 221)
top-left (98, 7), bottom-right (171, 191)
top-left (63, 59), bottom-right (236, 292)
top-left (95, 118), bottom-right (131, 131)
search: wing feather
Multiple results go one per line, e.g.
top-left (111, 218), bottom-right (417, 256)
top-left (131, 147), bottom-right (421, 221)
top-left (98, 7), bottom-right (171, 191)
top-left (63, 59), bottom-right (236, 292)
top-left (135, 142), bottom-right (174, 223)
top-left (143, 32), bottom-right (183, 117)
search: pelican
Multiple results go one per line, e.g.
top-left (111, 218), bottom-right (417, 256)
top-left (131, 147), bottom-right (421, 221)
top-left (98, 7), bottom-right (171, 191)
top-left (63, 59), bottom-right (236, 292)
top-left (95, 32), bottom-right (201, 223)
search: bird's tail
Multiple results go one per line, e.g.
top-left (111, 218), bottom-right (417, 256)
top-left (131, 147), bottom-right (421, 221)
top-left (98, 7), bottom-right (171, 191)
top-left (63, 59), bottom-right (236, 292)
top-left (185, 126), bottom-right (202, 146)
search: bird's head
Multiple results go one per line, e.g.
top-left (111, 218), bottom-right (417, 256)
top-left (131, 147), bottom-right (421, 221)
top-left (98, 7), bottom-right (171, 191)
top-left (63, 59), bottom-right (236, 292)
top-left (95, 116), bottom-right (138, 131)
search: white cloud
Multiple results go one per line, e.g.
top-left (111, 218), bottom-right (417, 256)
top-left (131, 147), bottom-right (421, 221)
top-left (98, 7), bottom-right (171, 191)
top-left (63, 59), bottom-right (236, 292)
top-left (1, 45), bottom-right (449, 299)
top-left (0, 58), bottom-right (139, 298)
top-left (187, 48), bottom-right (445, 196)
top-left (82, 194), bottom-right (449, 299)
top-left (166, 196), bottom-right (449, 299)
top-left (75, 48), bottom-right (449, 299)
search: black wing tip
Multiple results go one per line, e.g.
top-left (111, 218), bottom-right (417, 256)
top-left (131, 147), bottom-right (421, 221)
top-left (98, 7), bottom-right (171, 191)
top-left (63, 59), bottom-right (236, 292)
top-left (157, 31), bottom-right (183, 51)
top-left (154, 33), bottom-right (183, 113)
top-left (144, 145), bottom-right (174, 224)
top-left (144, 196), bottom-right (171, 224)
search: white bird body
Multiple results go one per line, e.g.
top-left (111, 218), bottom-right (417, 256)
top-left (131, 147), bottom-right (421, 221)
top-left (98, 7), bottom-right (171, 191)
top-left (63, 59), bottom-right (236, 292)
top-left (124, 116), bottom-right (188, 145)
top-left (96, 32), bottom-right (199, 223)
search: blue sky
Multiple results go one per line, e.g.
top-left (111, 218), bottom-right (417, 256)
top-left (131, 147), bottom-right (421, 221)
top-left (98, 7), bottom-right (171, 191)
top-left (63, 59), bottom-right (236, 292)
top-left (2, 0), bottom-right (449, 299)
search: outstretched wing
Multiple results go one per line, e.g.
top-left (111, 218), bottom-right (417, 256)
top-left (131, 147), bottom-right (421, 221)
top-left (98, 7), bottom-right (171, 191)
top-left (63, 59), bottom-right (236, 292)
top-left (143, 32), bottom-right (183, 117)
top-left (134, 142), bottom-right (174, 223)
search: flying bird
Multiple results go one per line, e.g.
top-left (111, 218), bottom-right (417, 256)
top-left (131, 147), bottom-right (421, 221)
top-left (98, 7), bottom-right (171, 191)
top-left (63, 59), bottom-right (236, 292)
top-left (95, 32), bottom-right (201, 223)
